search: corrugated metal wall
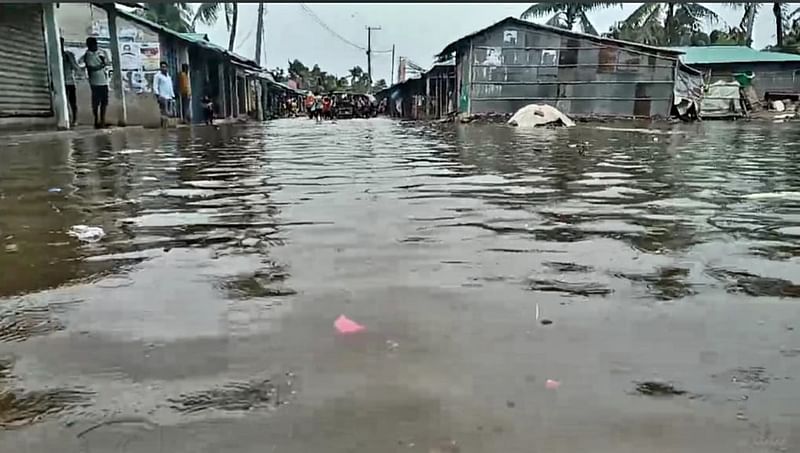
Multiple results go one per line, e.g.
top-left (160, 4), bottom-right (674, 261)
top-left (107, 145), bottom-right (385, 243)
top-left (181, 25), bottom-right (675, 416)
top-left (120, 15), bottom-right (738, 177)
top-left (465, 25), bottom-right (679, 118)
top-left (700, 62), bottom-right (800, 99)
top-left (0, 4), bottom-right (52, 117)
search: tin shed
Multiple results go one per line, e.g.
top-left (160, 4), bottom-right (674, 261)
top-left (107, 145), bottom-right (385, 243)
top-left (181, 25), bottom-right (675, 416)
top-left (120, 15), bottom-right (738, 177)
top-left (672, 46), bottom-right (800, 100)
top-left (436, 17), bottom-right (696, 119)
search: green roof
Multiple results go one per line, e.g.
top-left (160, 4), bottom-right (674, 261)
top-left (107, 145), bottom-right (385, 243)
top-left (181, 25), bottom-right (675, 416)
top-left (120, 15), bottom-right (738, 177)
top-left (672, 46), bottom-right (800, 65)
top-left (179, 33), bottom-right (210, 43)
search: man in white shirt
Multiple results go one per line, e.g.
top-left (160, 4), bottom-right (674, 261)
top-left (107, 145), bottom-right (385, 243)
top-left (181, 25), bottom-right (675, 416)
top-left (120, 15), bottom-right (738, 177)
top-left (153, 61), bottom-right (175, 118)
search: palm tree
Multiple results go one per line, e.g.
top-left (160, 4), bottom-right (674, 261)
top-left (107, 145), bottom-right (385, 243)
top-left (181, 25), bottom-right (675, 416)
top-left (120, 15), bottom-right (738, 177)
top-left (728, 2), bottom-right (759, 46)
top-left (520, 3), bottom-right (620, 35)
top-left (774, 2), bottom-right (786, 48)
top-left (616, 3), bottom-right (719, 46)
top-left (193, 2), bottom-right (239, 51)
top-left (139, 2), bottom-right (194, 32)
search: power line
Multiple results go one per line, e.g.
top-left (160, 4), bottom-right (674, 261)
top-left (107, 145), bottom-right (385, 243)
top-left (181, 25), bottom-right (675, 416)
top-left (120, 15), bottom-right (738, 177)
top-left (298, 3), bottom-right (366, 52)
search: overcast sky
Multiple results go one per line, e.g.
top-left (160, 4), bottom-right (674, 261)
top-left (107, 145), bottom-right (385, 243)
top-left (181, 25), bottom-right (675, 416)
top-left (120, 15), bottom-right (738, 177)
top-left (195, 3), bottom-right (795, 83)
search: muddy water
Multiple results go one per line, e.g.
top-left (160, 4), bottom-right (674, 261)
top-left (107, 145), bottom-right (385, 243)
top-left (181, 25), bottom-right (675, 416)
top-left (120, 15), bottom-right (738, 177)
top-left (1, 119), bottom-right (799, 452)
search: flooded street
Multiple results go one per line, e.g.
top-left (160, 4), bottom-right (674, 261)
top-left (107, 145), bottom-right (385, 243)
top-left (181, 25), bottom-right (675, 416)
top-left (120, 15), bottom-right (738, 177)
top-left (1, 118), bottom-right (800, 452)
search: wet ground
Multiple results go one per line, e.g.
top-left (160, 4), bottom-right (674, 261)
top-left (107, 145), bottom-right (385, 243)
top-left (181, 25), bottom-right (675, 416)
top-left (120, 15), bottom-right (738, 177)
top-left (1, 118), bottom-right (799, 452)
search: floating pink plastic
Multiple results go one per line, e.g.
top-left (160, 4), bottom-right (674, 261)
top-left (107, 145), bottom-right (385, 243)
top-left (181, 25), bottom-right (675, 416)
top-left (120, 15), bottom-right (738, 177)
top-left (334, 315), bottom-right (366, 334)
top-left (545, 379), bottom-right (561, 390)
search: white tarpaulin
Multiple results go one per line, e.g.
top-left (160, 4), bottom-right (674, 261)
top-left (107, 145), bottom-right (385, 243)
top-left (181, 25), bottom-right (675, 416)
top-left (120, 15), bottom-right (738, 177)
top-left (701, 81), bottom-right (744, 117)
top-left (508, 104), bottom-right (575, 128)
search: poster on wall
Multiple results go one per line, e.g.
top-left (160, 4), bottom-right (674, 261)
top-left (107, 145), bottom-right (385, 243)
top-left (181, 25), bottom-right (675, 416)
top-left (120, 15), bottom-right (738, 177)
top-left (139, 43), bottom-right (160, 71)
top-left (120, 42), bottom-right (141, 71)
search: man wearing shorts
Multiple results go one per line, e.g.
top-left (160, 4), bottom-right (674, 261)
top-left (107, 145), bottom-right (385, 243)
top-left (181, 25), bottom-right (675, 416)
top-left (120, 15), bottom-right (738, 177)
top-left (80, 37), bottom-right (108, 129)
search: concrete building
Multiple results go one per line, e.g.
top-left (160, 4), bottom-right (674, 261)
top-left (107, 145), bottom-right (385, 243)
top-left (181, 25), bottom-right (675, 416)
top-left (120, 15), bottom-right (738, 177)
top-left (0, 4), bottom-right (69, 130)
top-left (436, 17), bottom-right (703, 120)
top-left (673, 46), bottom-right (800, 101)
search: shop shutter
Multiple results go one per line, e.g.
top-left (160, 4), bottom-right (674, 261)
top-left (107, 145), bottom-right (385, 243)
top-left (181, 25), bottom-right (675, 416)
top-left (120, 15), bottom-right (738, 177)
top-left (0, 4), bottom-right (52, 117)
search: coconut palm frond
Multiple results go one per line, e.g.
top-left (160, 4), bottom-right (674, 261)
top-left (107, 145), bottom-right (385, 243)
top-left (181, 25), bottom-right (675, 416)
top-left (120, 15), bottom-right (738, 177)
top-left (622, 3), bottom-right (661, 28)
top-left (545, 12), bottom-right (565, 28)
top-left (521, 3), bottom-right (566, 20)
top-left (578, 9), bottom-right (598, 35)
top-left (193, 3), bottom-right (220, 27)
top-left (681, 3), bottom-right (721, 25)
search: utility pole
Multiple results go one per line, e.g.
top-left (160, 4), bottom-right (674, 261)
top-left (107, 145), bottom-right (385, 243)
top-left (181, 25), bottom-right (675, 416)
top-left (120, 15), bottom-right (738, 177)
top-left (255, 2), bottom-right (265, 66)
top-left (366, 25), bottom-right (381, 90)
top-left (390, 44), bottom-right (395, 85)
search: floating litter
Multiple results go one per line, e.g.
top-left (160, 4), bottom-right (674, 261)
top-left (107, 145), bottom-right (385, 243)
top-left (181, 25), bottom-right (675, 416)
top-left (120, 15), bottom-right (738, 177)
top-left (545, 379), bottom-right (560, 390)
top-left (334, 315), bottom-right (365, 334)
top-left (67, 225), bottom-right (105, 243)
top-left (48, 187), bottom-right (62, 193)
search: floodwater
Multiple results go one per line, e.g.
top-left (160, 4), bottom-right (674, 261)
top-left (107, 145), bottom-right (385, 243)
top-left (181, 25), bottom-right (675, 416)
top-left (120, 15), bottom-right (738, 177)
top-left (1, 118), bottom-right (799, 452)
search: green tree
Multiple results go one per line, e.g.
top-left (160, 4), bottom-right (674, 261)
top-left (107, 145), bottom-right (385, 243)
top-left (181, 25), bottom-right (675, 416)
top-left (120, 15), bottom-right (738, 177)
top-left (774, 2), bottom-right (785, 48)
top-left (139, 2), bottom-right (194, 32)
top-left (730, 2), bottom-right (760, 47)
top-left (608, 3), bottom-right (719, 46)
top-left (193, 2), bottom-right (239, 51)
top-left (521, 3), bottom-right (620, 35)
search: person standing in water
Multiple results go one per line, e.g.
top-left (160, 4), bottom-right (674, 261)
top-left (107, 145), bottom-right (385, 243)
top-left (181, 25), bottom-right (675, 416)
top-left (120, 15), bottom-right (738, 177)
top-left (80, 37), bottom-right (109, 129)
top-left (178, 63), bottom-right (192, 123)
top-left (153, 61), bottom-right (176, 122)
top-left (60, 37), bottom-right (80, 126)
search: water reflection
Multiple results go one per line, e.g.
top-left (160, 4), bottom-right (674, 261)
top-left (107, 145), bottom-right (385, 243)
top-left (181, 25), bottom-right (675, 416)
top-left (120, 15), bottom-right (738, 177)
top-left (0, 118), bottom-right (799, 437)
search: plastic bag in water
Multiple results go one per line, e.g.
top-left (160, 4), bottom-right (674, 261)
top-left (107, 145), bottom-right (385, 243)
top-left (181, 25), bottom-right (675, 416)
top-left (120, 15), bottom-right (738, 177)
top-left (68, 225), bottom-right (106, 243)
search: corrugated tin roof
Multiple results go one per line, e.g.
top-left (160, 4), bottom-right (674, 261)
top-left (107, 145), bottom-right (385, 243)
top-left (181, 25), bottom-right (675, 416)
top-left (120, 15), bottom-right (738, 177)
top-left (112, 7), bottom-right (261, 69)
top-left (436, 17), bottom-right (682, 60)
top-left (180, 33), bottom-right (210, 43)
top-left (671, 46), bottom-right (800, 65)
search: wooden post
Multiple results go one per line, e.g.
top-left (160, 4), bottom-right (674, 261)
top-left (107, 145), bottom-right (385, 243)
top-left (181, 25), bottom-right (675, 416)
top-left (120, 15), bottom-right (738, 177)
top-left (232, 70), bottom-right (240, 117)
top-left (218, 63), bottom-right (227, 117)
top-left (425, 75), bottom-right (430, 118)
top-left (104, 5), bottom-right (127, 126)
top-left (42, 3), bottom-right (69, 129)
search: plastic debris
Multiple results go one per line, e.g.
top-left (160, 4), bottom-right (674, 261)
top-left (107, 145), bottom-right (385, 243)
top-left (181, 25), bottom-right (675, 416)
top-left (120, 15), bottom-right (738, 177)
top-left (142, 176), bottom-right (159, 182)
top-left (48, 187), bottom-right (62, 193)
top-left (508, 104), bottom-right (575, 128)
top-left (67, 225), bottom-right (106, 243)
top-left (334, 315), bottom-right (365, 334)
top-left (4, 244), bottom-right (18, 253)
top-left (545, 379), bottom-right (560, 390)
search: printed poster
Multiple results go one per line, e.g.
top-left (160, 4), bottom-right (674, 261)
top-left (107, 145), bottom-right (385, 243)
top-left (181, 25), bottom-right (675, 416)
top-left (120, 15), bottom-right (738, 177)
top-left (139, 43), bottom-right (160, 71)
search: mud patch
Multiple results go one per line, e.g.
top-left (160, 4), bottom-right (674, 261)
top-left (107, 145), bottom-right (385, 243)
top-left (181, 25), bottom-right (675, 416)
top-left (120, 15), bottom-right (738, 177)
top-left (0, 356), bottom-right (13, 380)
top-left (398, 236), bottom-right (438, 244)
top-left (633, 380), bottom-right (687, 397)
top-left (217, 263), bottom-right (296, 299)
top-left (613, 266), bottom-right (697, 300)
top-left (542, 261), bottom-right (593, 273)
top-left (706, 268), bottom-right (800, 298)
top-left (0, 387), bottom-right (94, 428)
top-left (167, 378), bottom-right (290, 414)
top-left (712, 366), bottom-right (782, 391)
top-left (0, 306), bottom-right (65, 342)
top-left (527, 279), bottom-right (612, 297)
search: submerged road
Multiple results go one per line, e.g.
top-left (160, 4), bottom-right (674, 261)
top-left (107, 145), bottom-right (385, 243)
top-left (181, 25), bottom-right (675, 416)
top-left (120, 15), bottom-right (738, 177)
top-left (1, 118), bottom-right (799, 452)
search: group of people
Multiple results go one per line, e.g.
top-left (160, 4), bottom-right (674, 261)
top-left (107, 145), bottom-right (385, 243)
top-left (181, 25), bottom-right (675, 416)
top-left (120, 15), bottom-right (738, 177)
top-left (305, 92), bottom-right (333, 122)
top-left (60, 37), bottom-right (214, 128)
